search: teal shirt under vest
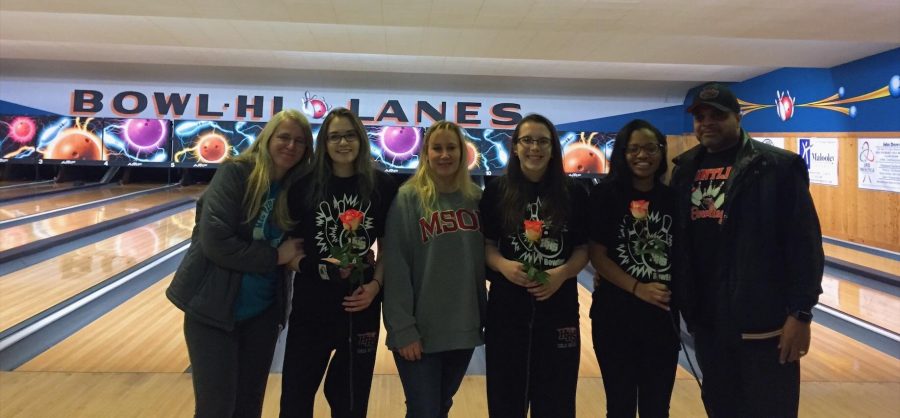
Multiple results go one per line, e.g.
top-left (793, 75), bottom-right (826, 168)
top-left (234, 183), bottom-right (283, 321)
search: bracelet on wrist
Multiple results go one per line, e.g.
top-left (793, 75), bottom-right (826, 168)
top-left (631, 281), bottom-right (639, 295)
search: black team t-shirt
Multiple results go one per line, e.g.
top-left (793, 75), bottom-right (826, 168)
top-left (588, 181), bottom-right (675, 319)
top-left (479, 177), bottom-right (589, 318)
top-left (288, 171), bottom-right (398, 316)
top-left (689, 144), bottom-right (739, 326)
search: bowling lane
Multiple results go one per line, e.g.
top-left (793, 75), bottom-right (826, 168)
top-left (1, 185), bottom-right (204, 252)
top-left (0, 209), bottom-right (195, 332)
top-left (803, 321), bottom-right (900, 382)
top-left (824, 242), bottom-right (900, 276)
top-left (17, 274), bottom-right (190, 373)
top-left (0, 182), bottom-right (67, 201)
top-left (0, 183), bottom-right (164, 221)
top-left (819, 274), bottom-right (900, 334)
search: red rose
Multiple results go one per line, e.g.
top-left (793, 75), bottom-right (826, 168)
top-left (338, 209), bottom-right (365, 232)
top-left (523, 219), bottom-right (544, 242)
top-left (630, 200), bottom-right (649, 220)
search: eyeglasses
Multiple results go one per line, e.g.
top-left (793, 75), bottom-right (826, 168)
top-left (625, 143), bottom-right (664, 156)
top-left (518, 136), bottom-right (552, 148)
top-left (274, 136), bottom-right (307, 147)
top-left (327, 132), bottom-right (360, 144)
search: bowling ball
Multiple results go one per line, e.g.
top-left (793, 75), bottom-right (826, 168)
top-left (197, 134), bottom-right (228, 163)
top-left (381, 127), bottom-right (420, 161)
top-left (562, 143), bottom-right (607, 174)
top-left (310, 99), bottom-right (328, 119)
top-left (45, 129), bottom-right (103, 160)
top-left (9, 117), bottom-right (36, 143)
top-left (125, 119), bottom-right (166, 151)
top-left (465, 141), bottom-right (479, 169)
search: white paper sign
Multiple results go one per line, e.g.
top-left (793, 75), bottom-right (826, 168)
top-left (755, 137), bottom-right (785, 149)
top-left (858, 138), bottom-right (900, 193)
top-left (798, 137), bottom-right (839, 186)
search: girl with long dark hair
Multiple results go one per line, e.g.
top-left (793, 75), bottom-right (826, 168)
top-left (588, 119), bottom-right (679, 418)
top-left (280, 108), bottom-right (397, 418)
top-left (480, 114), bottom-right (589, 418)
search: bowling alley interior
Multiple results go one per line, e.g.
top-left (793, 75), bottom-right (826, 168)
top-left (1, 1), bottom-right (898, 417)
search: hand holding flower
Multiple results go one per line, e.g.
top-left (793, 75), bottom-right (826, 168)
top-left (342, 281), bottom-right (380, 312)
top-left (528, 267), bottom-right (565, 301)
top-left (499, 258), bottom-right (538, 288)
top-left (329, 209), bottom-right (368, 289)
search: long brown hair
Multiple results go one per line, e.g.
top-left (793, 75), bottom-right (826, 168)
top-left (498, 113), bottom-right (570, 232)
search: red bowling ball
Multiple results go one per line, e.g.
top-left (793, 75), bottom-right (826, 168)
top-left (10, 117), bottom-right (36, 143)
top-left (197, 134), bottom-right (228, 163)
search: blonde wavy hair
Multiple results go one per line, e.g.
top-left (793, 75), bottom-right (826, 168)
top-left (232, 109), bottom-right (312, 230)
top-left (403, 120), bottom-right (480, 214)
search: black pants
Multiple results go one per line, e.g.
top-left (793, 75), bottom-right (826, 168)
top-left (591, 288), bottom-right (679, 418)
top-left (280, 304), bottom-right (381, 418)
top-left (485, 300), bottom-right (580, 418)
top-left (183, 306), bottom-right (280, 418)
top-left (693, 331), bottom-right (800, 418)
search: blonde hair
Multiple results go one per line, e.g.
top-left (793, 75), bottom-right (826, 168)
top-left (232, 109), bottom-right (312, 230)
top-left (403, 120), bottom-right (480, 214)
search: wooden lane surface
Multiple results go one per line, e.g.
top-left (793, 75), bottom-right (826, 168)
top-left (16, 275), bottom-right (191, 373)
top-left (0, 210), bottom-right (195, 332)
top-left (824, 242), bottom-right (900, 276)
top-left (802, 321), bottom-right (900, 383)
top-left (2, 373), bottom-right (897, 418)
top-left (1, 185), bottom-right (204, 252)
top-left (0, 183), bottom-right (164, 221)
top-left (0, 182), bottom-right (62, 201)
top-left (819, 273), bottom-right (900, 334)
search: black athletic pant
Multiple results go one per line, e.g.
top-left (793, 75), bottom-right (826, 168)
top-left (280, 303), bottom-right (381, 418)
top-left (693, 330), bottom-right (800, 418)
top-left (486, 300), bottom-right (580, 418)
top-left (183, 305), bottom-right (280, 418)
top-left (591, 287), bottom-right (679, 418)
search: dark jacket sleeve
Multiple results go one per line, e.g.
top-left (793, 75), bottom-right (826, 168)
top-left (780, 156), bottom-right (824, 312)
top-left (198, 162), bottom-right (279, 273)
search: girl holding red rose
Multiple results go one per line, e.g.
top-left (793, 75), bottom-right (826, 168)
top-left (479, 114), bottom-right (590, 418)
top-left (588, 119), bottom-right (679, 418)
top-left (281, 108), bottom-right (398, 418)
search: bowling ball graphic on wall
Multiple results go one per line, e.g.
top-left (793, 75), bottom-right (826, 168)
top-left (562, 142), bottom-right (607, 175)
top-left (40, 118), bottom-right (105, 161)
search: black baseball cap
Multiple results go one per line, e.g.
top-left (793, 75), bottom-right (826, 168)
top-left (686, 83), bottom-right (741, 114)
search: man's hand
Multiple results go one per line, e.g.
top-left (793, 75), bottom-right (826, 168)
top-left (778, 315), bottom-right (811, 364)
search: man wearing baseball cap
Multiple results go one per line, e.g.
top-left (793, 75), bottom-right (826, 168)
top-left (670, 83), bottom-right (824, 417)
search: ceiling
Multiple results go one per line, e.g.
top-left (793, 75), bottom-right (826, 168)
top-left (0, 0), bottom-right (898, 96)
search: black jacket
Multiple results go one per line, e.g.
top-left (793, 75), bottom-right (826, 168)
top-left (166, 161), bottom-right (291, 331)
top-left (670, 131), bottom-right (823, 337)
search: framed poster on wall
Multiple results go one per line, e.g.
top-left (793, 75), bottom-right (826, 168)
top-left (858, 138), bottom-right (900, 193)
top-left (799, 137), bottom-right (839, 186)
